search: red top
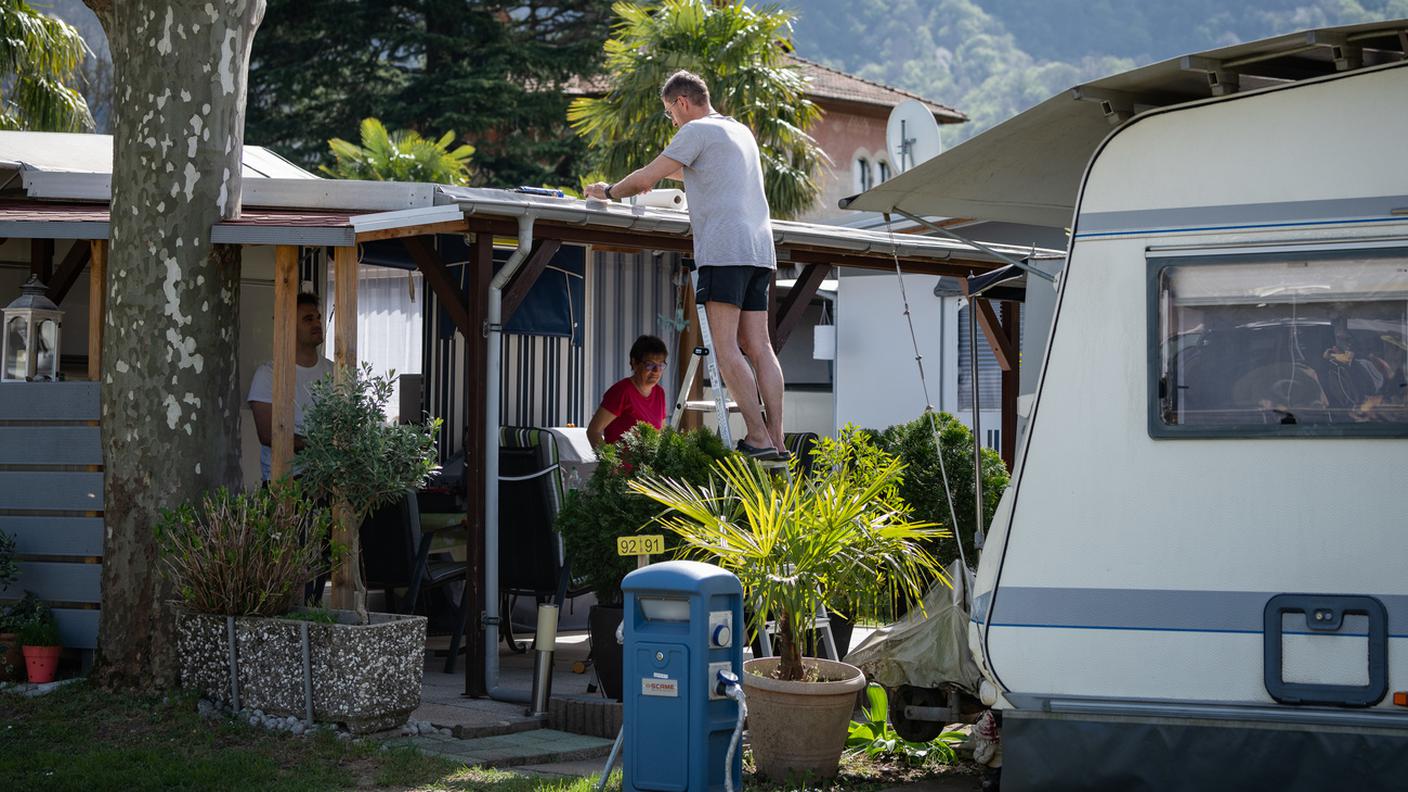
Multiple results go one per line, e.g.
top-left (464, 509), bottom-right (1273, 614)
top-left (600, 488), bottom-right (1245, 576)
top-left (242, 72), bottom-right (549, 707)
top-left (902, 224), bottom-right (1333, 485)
top-left (600, 377), bottom-right (666, 444)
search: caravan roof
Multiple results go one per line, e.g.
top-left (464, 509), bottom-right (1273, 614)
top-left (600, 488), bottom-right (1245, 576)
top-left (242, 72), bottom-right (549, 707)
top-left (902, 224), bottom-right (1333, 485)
top-left (840, 19), bottom-right (1408, 227)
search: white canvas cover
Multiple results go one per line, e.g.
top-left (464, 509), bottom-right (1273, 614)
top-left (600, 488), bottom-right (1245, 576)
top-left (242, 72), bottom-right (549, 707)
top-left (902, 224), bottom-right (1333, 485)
top-left (844, 560), bottom-right (984, 695)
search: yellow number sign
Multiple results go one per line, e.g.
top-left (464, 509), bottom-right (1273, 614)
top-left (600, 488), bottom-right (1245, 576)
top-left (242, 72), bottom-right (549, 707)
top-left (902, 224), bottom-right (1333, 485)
top-left (616, 535), bottom-right (665, 556)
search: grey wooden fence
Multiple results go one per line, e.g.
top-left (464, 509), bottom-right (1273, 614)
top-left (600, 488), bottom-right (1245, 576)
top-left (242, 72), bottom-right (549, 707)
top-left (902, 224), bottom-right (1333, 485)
top-left (0, 382), bottom-right (103, 649)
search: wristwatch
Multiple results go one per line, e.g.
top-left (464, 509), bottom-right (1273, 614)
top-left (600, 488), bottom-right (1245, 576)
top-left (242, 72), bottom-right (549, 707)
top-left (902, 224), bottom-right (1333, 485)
top-left (604, 182), bottom-right (615, 200)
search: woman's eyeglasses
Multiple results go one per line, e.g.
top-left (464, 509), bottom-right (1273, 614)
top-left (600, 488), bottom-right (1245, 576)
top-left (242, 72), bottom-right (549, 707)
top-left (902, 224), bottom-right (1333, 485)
top-left (641, 362), bottom-right (667, 373)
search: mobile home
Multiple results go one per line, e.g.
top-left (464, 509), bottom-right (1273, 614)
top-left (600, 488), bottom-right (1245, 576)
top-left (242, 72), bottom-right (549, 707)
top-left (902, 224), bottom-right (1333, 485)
top-left (845, 21), bottom-right (1408, 789)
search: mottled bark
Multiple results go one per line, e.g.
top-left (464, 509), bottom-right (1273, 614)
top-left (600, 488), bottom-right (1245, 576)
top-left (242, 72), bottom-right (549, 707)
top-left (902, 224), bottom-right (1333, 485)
top-left (85, 0), bottom-right (265, 689)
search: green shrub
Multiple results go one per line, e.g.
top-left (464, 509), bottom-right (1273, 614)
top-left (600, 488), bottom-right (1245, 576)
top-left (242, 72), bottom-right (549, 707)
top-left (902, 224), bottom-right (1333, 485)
top-left (870, 412), bottom-right (1009, 569)
top-left (155, 481), bottom-right (335, 618)
top-left (297, 363), bottom-right (442, 622)
top-left (555, 424), bottom-right (732, 606)
top-left (0, 591), bottom-right (46, 633)
top-left (18, 616), bottom-right (60, 648)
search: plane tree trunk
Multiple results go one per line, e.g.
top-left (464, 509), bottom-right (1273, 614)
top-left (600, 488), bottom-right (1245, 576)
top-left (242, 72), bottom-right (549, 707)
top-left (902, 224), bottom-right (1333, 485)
top-left (84, 0), bottom-right (265, 689)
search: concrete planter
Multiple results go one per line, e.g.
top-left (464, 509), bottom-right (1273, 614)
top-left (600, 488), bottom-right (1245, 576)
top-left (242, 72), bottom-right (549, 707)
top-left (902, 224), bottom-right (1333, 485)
top-left (175, 607), bottom-right (426, 733)
top-left (742, 656), bottom-right (867, 782)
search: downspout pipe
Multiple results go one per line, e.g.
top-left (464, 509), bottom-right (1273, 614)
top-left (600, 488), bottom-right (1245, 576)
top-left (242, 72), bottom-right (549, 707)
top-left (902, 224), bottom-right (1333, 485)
top-left (485, 212), bottom-right (535, 703)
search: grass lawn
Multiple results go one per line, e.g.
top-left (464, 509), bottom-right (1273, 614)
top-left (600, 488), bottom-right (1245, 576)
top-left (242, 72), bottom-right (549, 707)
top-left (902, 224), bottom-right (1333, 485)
top-left (0, 681), bottom-right (615, 792)
top-left (2, 680), bottom-right (979, 791)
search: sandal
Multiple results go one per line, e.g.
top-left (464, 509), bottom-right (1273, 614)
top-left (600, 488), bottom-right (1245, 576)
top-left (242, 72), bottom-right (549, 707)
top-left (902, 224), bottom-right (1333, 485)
top-left (736, 440), bottom-right (783, 461)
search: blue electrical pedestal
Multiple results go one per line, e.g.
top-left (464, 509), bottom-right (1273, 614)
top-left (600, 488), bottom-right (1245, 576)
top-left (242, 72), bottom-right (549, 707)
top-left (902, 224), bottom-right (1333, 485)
top-left (622, 560), bottom-right (744, 792)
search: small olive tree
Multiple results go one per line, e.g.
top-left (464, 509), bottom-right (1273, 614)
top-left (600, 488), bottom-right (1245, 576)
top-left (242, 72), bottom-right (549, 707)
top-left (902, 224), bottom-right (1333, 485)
top-left (296, 364), bottom-right (441, 624)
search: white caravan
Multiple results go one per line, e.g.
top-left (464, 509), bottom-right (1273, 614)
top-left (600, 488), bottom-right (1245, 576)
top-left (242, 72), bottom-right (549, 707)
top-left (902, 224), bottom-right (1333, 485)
top-left (845, 21), bottom-right (1408, 790)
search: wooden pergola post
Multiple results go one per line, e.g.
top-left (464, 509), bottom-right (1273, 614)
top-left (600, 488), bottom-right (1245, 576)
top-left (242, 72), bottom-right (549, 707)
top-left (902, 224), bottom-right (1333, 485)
top-left (327, 245), bottom-right (361, 611)
top-left (463, 232), bottom-right (492, 697)
top-left (88, 240), bottom-right (107, 381)
top-left (270, 245), bottom-right (298, 479)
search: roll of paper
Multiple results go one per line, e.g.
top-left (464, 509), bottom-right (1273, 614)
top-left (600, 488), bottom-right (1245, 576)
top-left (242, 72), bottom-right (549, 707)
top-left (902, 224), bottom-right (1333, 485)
top-left (634, 189), bottom-right (686, 210)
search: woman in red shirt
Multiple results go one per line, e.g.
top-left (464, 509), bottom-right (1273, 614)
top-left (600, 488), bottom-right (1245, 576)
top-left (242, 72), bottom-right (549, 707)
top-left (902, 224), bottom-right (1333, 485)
top-left (588, 335), bottom-right (669, 449)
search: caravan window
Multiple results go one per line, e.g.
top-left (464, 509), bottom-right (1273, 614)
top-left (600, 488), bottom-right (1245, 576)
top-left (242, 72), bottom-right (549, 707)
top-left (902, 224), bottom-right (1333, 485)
top-left (1152, 248), bottom-right (1408, 437)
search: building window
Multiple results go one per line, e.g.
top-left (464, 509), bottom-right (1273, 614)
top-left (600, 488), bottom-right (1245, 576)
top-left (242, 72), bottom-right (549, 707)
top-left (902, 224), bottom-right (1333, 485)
top-left (877, 159), bottom-right (891, 183)
top-left (1151, 247), bottom-right (1408, 437)
top-left (854, 155), bottom-right (872, 193)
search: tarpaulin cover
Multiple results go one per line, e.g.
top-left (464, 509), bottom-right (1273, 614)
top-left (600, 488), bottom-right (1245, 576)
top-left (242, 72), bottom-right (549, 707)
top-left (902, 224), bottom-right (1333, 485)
top-left (844, 560), bottom-right (984, 695)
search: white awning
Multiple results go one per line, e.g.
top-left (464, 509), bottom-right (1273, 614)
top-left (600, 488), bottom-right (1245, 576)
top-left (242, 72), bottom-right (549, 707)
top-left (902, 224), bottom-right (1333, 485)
top-left (840, 19), bottom-right (1408, 227)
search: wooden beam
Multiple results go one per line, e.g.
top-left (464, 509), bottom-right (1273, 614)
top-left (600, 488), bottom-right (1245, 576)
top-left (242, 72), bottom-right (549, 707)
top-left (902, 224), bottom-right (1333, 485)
top-left (86, 241), bottom-right (106, 382)
top-left (30, 238), bottom-right (53, 282)
top-left (402, 236), bottom-right (473, 339)
top-left (463, 231), bottom-right (491, 698)
top-left (973, 297), bottom-right (1016, 373)
top-left (500, 238), bottom-right (561, 323)
top-left (464, 218), bottom-right (694, 254)
top-left (46, 241), bottom-right (91, 304)
top-left (333, 246), bottom-right (358, 382)
top-left (772, 264), bottom-right (829, 353)
top-left (271, 245), bottom-right (299, 479)
top-left (1000, 301), bottom-right (1020, 471)
top-left (354, 219), bottom-right (468, 244)
top-left (785, 249), bottom-right (994, 278)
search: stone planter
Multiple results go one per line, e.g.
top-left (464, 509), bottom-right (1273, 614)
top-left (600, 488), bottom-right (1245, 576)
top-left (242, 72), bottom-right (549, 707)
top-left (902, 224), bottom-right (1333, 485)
top-left (742, 656), bottom-right (867, 782)
top-left (175, 607), bottom-right (426, 733)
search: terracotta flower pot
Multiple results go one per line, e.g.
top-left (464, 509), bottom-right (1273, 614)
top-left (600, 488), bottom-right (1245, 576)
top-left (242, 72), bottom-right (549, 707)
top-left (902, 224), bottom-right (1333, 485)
top-left (0, 633), bottom-right (22, 682)
top-left (22, 645), bottom-right (61, 684)
top-left (742, 656), bottom-right (867, 783)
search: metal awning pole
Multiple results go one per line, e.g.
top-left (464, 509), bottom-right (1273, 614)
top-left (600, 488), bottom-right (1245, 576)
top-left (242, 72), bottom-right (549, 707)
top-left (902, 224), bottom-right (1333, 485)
top-left (969, 300), bottom-right (986, 550)
top-left (894, 209), bottom-right (1055, 283)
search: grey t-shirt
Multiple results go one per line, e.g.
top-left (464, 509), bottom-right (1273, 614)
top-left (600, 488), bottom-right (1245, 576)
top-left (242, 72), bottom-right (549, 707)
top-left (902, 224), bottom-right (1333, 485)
top-left (662, 114), bottom-right (776, 270)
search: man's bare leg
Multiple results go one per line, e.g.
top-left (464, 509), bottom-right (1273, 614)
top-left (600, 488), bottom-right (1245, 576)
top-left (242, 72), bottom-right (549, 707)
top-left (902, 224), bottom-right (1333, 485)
top-left (704, 300), bottom-right (772, 449)
top-left (738, 309), bottom-right (786, 452)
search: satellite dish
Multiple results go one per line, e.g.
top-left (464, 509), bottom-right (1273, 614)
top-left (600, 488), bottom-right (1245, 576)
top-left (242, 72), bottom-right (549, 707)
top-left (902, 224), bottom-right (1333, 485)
top-left (886, 99), bottom-right (942, 174)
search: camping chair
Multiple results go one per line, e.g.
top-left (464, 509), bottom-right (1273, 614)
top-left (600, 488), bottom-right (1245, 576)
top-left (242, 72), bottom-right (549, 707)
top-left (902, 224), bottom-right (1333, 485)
top-left (496, 427), bottom-right (591, 656)
top-left (784, 431), bottom-right (820, 477)
top-left (360, 490), bottom-right (469, 672)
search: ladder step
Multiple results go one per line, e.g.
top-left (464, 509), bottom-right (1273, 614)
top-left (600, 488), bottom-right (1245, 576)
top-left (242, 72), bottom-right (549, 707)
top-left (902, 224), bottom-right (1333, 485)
top-left (683, 399), bottom-right (740, 413)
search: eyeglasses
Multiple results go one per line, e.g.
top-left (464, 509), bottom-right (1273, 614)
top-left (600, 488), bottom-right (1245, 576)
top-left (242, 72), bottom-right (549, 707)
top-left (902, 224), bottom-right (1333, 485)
top-left (641, 362), bottom-right (667, 373)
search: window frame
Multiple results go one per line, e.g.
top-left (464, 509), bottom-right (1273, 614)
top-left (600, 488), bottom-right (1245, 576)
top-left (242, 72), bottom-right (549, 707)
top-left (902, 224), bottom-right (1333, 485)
top-left (1146, 241), bottom-right (1408, 439)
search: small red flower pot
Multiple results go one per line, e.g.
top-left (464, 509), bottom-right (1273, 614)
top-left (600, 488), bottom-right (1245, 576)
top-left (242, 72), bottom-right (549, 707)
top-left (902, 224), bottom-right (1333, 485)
top-left (22, 645), bottom-right (61, 684)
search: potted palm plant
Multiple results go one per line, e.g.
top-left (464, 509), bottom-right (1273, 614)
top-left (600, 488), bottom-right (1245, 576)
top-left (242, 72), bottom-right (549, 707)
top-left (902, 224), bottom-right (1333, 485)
top-left (631, 443), bottom-right (946, 782)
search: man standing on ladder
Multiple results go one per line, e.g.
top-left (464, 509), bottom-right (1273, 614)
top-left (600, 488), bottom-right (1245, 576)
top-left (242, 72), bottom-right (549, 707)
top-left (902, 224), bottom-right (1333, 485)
top-left (586, 70), bottom-right (786, 459)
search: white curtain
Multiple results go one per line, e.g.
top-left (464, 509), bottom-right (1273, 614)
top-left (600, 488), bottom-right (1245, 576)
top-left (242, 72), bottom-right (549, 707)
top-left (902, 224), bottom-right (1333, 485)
top-left (326, 265), bottom-right (423, 421)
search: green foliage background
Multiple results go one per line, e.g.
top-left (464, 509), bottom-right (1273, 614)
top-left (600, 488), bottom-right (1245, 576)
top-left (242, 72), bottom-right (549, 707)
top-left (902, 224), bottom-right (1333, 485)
top-left (554, 425), bottom-right (732, 606)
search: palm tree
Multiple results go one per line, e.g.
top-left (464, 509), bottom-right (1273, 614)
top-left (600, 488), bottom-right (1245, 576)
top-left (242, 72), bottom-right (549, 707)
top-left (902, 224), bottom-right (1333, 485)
top-left (321, 118), bottom-right (475, 185)
top-left (568, 0), bottom-right (826, 220)
top-left (0, 0), bottom-right (94, 132)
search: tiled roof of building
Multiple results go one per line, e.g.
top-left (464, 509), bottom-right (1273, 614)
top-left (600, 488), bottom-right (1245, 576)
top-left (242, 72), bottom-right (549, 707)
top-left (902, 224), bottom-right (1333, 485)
top-left (787, 56), bottom-right (965, 123)
top-left (564, 55), bottom-right (966, 124)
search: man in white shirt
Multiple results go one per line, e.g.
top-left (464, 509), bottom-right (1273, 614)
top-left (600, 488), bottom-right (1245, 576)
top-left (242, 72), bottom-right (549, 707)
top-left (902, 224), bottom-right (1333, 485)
top-left (585, 70), bottom-right (787, 460)
top-left (247, 292), bottom-right (334, 480)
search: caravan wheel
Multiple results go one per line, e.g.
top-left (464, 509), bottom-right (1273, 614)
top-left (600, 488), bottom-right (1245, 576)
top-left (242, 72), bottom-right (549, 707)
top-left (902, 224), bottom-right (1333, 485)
top-left (887, 685), bottom-right (946, 742)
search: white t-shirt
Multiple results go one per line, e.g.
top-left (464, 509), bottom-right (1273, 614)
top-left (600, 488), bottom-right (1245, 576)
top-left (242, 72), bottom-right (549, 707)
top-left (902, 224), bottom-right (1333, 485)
top-left (247, 357), bottom-right (334, 480)
top-left (661, 113), bottom-right (776, 270)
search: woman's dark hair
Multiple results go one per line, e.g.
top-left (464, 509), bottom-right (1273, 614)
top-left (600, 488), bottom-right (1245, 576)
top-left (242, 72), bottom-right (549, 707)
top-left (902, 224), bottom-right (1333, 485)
top-left (629, 335), bottom-right (668, 363)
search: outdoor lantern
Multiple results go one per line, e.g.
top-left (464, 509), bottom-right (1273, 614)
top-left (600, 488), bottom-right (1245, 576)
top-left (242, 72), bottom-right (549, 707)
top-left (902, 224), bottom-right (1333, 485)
top-left (3, 275), bottom-right (63, 382)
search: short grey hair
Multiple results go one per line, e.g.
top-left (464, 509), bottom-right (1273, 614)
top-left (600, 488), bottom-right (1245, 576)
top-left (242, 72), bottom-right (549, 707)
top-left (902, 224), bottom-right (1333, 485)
top-left (660, 70), bottom-right (709, 106)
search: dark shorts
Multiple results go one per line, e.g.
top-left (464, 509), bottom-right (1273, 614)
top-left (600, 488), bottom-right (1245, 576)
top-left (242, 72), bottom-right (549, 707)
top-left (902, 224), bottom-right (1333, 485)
top-left (695, 265), bottom-right (772, 312)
